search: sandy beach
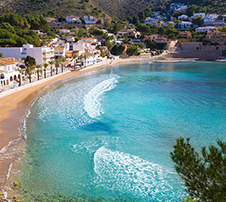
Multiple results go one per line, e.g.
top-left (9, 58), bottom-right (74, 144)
top-left (0, 58), bottom-right (116, 192)
top-left (0, 55), bottom-right (198, 197)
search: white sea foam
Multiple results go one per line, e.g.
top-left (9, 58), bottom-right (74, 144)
top-left (71, 136), bottom-right (119, 154)
top-left (37, 74), bottom-right (119, 129)
top-left (72, 137), bottom-right (105, 154)
top-left (94, 147), bottom-right (184, 201)
top-left (83, 77), bottom-right (119, 118)
top-left (6, 163), bottom-right (13, 181)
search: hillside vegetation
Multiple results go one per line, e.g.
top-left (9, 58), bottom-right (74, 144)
top-left (171, 0), bottom-right (226, 14)
top-left (0, 0), bottom-right (158, 20)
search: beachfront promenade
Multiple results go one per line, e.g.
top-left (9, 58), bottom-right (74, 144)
top-left (0, 67), bottom-right (70, 98)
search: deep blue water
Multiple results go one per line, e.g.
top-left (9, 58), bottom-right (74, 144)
top-left (18, 62), bottom-right (226, 201)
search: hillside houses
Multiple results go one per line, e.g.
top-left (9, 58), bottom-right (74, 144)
top-left (179, 31), bottom-right (192, 39)
top-left (195, 26), bottom-right (217, 33)
top-left (170, 3), bottom-right (187, 12)
top-left (118, 29), bottom-right (141, 38)
top-left (177, 21), bottom-right (192, 30)
top-left (178, 15), bottom-right (188, 21)
top-left (144, 35), bottom-right (170, 43)
top-left (54, 46), bottom-right (66, 58)
top-left (66, 16), bottom-right (81, 23)
top-left (204, 30), bottom-right (226, 44)
top-left (84, 16), bottom-right (96, 24)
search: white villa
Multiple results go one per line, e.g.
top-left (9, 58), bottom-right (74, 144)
top-left (177, 21), bottom-right (192, 30)
top-left (206, 14), bottom-right (218, 19)
top-left (54, 46), bottom-right (66, 58)
top-left (0, 58), bottom-right (24, 86)
top-left (66, 16), bottom-right (81, 23)
top-left (71, 41), bottom-right (100, 56)
top-left (0, 44), bottom-right (54, 65)
top-left (59, 29), bottom-right (70, 34)
top-left (84, 16), bottom-right (96, 24)
top-left (195, 26), bottom-right (218, 33)
top-left (193, 13), bottom-right (206, 18)
top-left (144, 17), bottom-right (158, 25)
top-left (81, 52), bottom-right (97, 67)
top-left (178, 15), bottom-right (188, 20)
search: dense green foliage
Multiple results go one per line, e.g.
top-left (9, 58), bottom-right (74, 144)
top-left (89, 27), bottom-right (104, 36)
top-left (0, 13), bottom-right (48, 47)
top-left (0, 13), bottom-right (29, 29)
top-left (110, 45), bottom-right (125, 56)
top-left (126, 44), bottom-right (139, 56)
top-left (128, 8), bottom-right (152, 23)
top-left (192, 16), bottom-right (204, 27)
top-left (171, 138), bottom-right (226, 201)
top-left (145, 40), bottom-right (167, 50)
top-left (136, 24), bottom-right (179, 39)
top-left (112, 22), bottom-right (123, 34)
top-left (26, 14), bottom-right (51, 33)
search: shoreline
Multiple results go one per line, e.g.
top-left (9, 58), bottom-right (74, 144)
top-left (0, 58), bottom-right (114, 193)
top-left (0, 55), bottom-right (201, 198)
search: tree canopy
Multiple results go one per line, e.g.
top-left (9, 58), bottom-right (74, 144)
top-left (110, 45), bottom-right (125, 56)
top-left (126, 44), bottom-right (139, 56)
top-left (0, 13), bottom-right (41, 47)
top-left (171, 138), bottom-right (226, 202)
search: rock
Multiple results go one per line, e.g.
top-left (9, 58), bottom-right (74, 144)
top-left (12, 181), bottom-right (20, 187)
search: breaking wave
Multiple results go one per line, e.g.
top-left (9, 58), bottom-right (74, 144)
top-left (83, 77), bottom-right (119, 118)
top-left (37, 74), bottom-right (119, 129)
top-left (93, 147), bottom-right (185, 201)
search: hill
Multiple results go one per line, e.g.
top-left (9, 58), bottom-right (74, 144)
top-left (0, 0), bottom-right (158, 20)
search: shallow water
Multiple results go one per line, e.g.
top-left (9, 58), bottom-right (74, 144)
top-left (17, 62), bottom-right (226, 201)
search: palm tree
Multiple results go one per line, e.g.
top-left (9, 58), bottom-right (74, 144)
top-left (48, 60), bottom-right (54, 77)
top-left (43, 63), bottom-right (48, 78)
top-left (17, 67), bottom-right (25, 86)
top-left (60, 57), bottom-right (66, 73)
top-left (35, 64), bottom-right (42, 81)
top-left (54, 59), bottom-right (59, 75)
top-left (25, 56), bottom-right (36, 83)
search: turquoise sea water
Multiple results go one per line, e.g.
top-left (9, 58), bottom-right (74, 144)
top-left (18, 62), bottom-right (226, 201)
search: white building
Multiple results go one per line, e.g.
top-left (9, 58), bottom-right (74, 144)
top-left (66, 16), bottom-right (81, 23)
top-left (193, 13), bottom-right (206, 18)
top-left (170, 3), bottom-right (187, 12)
top-left (0, 44), bottom-right (54, 65)
top-left (206, 14), bottom-right (218, 19)
top-left (177, 21), bottom-right (192, 30)
top-left (81, 52), bottom-right (97, 67)
top-left (178, 15), bottom-right (188, 21)
top-left (0, 58), bottom-right (24, 86)
top-left (66, 36), bottom-right (75, 42)
top-left (195, 26), bottom-right (217, 33)
top-left (84, 16), bottom-right (96, 24)
top-left (80, 37), bottom-right (98, 44)
top-left (203, 17), bottom-right (215, 23)
top-left (144, 17), bottom-right (158, 25)
top-left (175, 5), bottom-right (187, 12)
top-left (54, 46), bottom-right (66, 58)
top-left (59, 29), bottom-right (70, 34)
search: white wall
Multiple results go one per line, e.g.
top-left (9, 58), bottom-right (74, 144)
top-left (0, 45), bottom-right (54, 65)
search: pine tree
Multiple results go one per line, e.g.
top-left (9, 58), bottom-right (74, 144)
top-left (171, 138), bottom-right (226, 202)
